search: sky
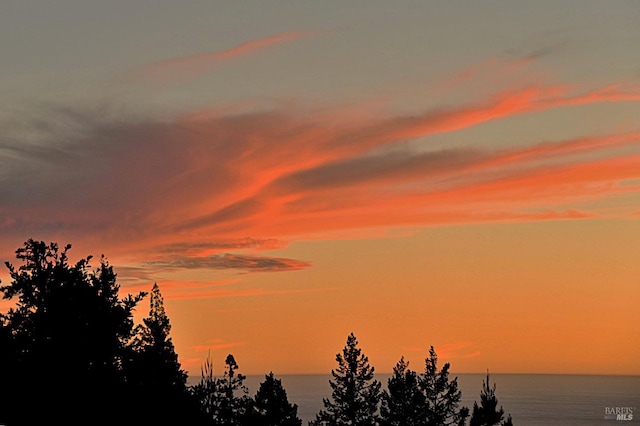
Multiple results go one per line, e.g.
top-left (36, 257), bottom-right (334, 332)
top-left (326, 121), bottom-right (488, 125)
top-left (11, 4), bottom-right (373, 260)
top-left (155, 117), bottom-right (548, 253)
top-left (1, 1), bottom-right (639, 376)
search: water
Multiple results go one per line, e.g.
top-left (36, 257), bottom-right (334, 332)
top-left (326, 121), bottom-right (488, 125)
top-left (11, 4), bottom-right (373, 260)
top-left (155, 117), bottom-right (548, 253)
top-left (231, 374), bottom-right (639, 425)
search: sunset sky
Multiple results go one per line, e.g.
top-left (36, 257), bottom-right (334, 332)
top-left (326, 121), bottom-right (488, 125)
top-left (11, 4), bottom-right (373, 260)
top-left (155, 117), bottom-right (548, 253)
top-left (1, 1), bottom-right (639, 376)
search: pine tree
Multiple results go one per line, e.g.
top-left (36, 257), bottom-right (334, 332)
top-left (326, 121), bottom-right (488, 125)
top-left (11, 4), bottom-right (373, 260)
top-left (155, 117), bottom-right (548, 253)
top-left (380, 357), bottom-right (427, 426)
top-left (311, 333), bottom-right (382, 426)
top-left (126, 283), bottom-right (194, 422)
top-left (129, 283), bottom-right (187, 386)
top-left (469, 372), bottom-right (514, 426)
top-left (420, 346), bottom-right (469, 426)
top-left (215, 354), bottom-right (253, 425)
top-left (251, 372), bottom-right (302, 426)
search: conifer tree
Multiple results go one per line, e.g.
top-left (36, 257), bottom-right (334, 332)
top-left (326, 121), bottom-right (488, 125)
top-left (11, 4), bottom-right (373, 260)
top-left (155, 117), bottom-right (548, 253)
top-left (311, 333), bottom-right (382, 426)
top-left (381, 357), bottom-right (427, 426)
top-left (469, 372), bottom-right (514, 426)
top-left (129, 283), bottom-right (187, 386)
top-left (251, 372), bottom-right (302, 426)
top-left (126, 283), bottom-right (194, 422)
top-left (215, 354), bottom-right (253, 425)
top-left (420, 346), bottom-right (469, 426)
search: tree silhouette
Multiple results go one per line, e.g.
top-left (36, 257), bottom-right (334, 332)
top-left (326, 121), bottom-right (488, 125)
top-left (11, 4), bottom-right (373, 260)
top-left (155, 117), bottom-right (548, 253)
top-left (126, 283), bottom-right (199, 423)
top-left (0, 240), bottom-right (519, 426)
top-left (311, 332), bottom-right (382, 426)
top-left (0, 239), bottom-right (145, 425)
top-left (420, 346), bottom-right (469, 426)
top-left (469, 372), bottom-right (514, 426)
top-left (192, 353), bottom-right (252, 425)
top-left (194, 351), bottom-right (219, 420)
top-left (381, 356), bottom-right (427, 426)
top-left (250, 372), bottom-right (302, 426)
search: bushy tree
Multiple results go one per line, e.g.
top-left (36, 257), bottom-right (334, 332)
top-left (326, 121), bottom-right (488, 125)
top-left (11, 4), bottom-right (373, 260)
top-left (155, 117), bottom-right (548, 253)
top-left (381, 357), bottom-right (427, 426)
top-left (469, 372), bottom-right (514, 426)
top-left (420, 346), bottom-right (469, 426)
top-left (0, 240), bottom-right (147, 424)
top-left (251, 372), bottom-right (302, 426)
top-left (311, 333), bottom-right (382, 426)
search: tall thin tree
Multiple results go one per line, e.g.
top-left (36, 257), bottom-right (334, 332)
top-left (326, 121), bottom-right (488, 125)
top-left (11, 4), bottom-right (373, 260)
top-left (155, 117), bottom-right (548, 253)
top-left (215, 354), bottom-right (252, 425)
top-left (126, 283), bottom-right (194, 422)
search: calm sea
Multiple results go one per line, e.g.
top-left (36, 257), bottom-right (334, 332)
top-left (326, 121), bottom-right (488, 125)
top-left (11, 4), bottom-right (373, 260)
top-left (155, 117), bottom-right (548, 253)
top-left (222, 374), bottom-right (639, 425)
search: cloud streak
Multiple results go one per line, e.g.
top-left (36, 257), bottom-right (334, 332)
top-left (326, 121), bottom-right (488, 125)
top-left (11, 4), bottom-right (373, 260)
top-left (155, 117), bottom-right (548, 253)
top-left (145, 253), bottom-right (311, 273)
top-left (135, 30), bottom-right (317, 85)
top-left (2, 59), bottom-right (640, 300)
top-left (2, 84), bottom-right (639, 245)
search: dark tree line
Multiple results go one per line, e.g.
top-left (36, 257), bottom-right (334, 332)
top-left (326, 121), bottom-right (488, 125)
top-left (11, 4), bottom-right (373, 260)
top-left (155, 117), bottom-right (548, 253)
top-left (313, 334), bottom-right (513, 426)
top-left (0, 240), bottom-right (513, 426)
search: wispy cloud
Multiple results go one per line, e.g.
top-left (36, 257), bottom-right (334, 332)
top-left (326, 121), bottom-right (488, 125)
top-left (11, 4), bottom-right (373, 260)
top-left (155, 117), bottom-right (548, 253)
top-left (144, 253), bottom-right (311, 273)
top-left (2, 85), bottom-right (639, 246)
top-left (2, 58), bottom-right (640, 300)
top-left (134, 30), bottom-right (317, 85)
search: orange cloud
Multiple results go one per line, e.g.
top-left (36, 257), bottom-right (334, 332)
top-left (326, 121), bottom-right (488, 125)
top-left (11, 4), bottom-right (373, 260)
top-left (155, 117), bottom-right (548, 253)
top-left (135, 30), bottom-right (317, 85)
top-left (2, 67), bottom-right (640, 281)
top-left (184, 130), bottom-right (639, 240)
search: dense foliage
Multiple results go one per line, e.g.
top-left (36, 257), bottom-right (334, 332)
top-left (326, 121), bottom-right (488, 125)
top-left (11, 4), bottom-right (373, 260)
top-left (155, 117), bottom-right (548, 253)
top-left (0, 240), bottom-right (513, 425)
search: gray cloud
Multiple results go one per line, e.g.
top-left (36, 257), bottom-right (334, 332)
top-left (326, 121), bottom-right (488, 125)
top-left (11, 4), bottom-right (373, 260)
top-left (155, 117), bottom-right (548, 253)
top-left (145, 253), bottom-right (311, 273)
top-left (272, 147), bottom-right (487, 192)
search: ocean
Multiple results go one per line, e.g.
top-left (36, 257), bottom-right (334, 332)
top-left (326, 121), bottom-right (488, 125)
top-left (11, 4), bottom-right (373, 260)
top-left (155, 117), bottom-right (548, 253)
top-left (231, 374), bottom-right (639, 425)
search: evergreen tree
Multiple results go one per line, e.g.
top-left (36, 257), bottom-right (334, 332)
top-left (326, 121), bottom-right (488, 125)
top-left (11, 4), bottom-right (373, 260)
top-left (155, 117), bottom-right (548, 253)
top-left (420, 346), bottom-right (469, 426)
top-left (128, 283), bottom-right (187, 387)
top-left (126, 283), bottom-right (197, 423)
top-left (311, 333), bottom-right (382, 426)
top-left (0, 240), bottom-right (145, 425)
top-left (215, 354), bottom-right (253, 425)
top-left (251, 372), bottom-right (302, 426)
top-left (469, 372), bottom-right (514, 426)
top-left (381, 357), bottom-right (427, 426)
